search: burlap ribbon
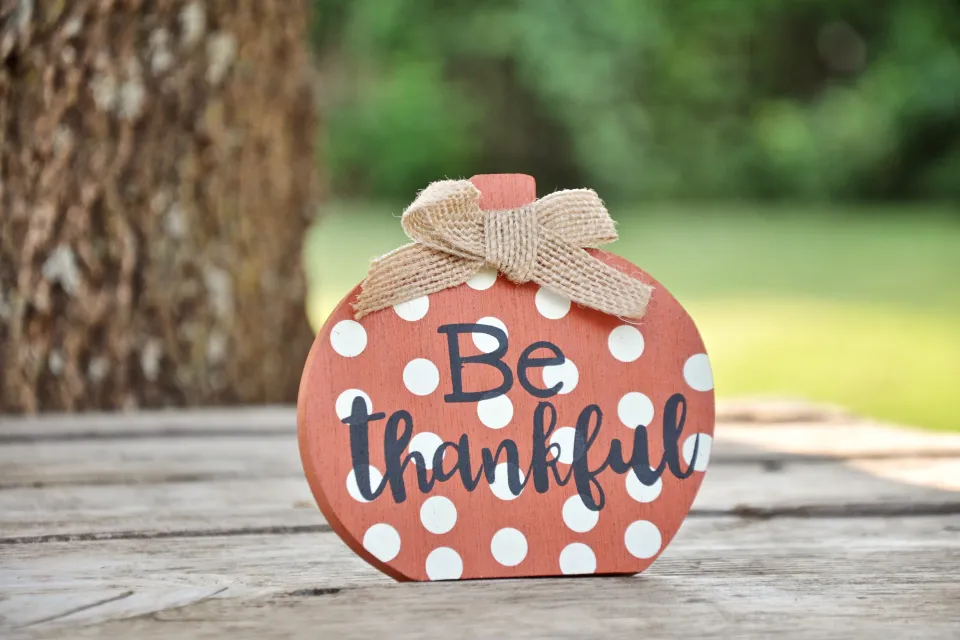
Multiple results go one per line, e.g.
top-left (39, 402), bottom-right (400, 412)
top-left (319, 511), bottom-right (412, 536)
top-left (353, 180), bottom-right (653, 320)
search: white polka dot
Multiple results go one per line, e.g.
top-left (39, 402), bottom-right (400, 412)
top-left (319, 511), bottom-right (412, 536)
top-left (393, 295), bottom-right (429, 321)
top-left (362, 523), bottom-right (400, 562)
top-left (624, 520), bottom-right (662, 559)
top-left (548, 427), bottom-right (577, 464)
top-left (608, 325), bottom-right (645, 362)
top-left (625, 468), bottom-right (662, 503)
top-left (562, 494), bottom-right (600, 533)
top-left (330, 320), bottom-right (367, 357)
top-left (617, 392), bottom-right (655, 429)
top-left (466, 267), bottom-right (497, 290)
top-left (477, 394), bottom-right (513, 429)
top-left (682, 433), bottom-right (713, 471)
top-left (346, 465), bottom-right (383, 503)
top-left (335, 389), bottom-right (372, 420)
top-left (409, 431), bottom-right (444, 470)
top-left (541, 357), bottom-right (578, 395)
top-left (559, 543), bottom-right (596, 575)
top-left (420, 495), bottom-right (457, 534)
top-left (472, 317), bottom-right (507, 354)
top-left (403, 358), bottom-right (440, 396)
top-left (491, 528), bottom-right (528, 567)
top-left (425, 547), bottom-right (463, 580)
top-left (683, 353), bottom-right (714, 392)
top-left (535, 287), bottom-right (571, 319)
top-left (489, 462), bottom-right (524, 501)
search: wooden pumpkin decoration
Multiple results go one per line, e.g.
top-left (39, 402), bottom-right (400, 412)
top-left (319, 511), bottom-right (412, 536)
top-left (298, 174), bottom-right (714, 581)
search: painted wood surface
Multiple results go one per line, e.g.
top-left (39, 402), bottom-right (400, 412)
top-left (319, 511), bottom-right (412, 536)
top-left (1, 402), bottom-right (959, 637)
top-left (298, 174), bottom-right (715, 580)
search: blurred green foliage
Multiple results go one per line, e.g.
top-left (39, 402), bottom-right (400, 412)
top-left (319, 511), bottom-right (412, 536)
top-left (312, 0), bottom-right (960, 201)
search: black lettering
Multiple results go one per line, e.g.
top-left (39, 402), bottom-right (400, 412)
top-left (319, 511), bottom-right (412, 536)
top-left (363, 392), bottom-right (697, 508)
top-left (662, 393), bottom-right (695, 479)
top-left (433, 440), bottom-right (460, 482)
top-left (439, 323), bottom-right (513, 402)
top-left (517, 341), bottom-right (565, 398)
top-left (605, 425), bottom-right (662, 487)
top-left (344, 396), bottom-right (389, 501)
top-left (382, 410), bottom-right (435, 502)
top-left (453, 434), bottom-right (485, 490)
top-left (530, 401), bottom-right (573, 492)
top-left (571, 404), bottom-right (608, 510)
top-left (480, 438), bottom-right (526, 497)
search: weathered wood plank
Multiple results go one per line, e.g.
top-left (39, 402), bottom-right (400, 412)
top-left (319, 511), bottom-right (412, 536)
top-left (852, 456), bottom-right (960, 491)
top-left (2, 456), bottom-right (958, 539)
top-left (0, 436), bottom-right (300, 488)
top-left (3, 403), bottom-right (958, 637)
top-left (0, 399), bottom-right (859, 440)
top-left (721, 421), bottom-right (960, 459)
top-left (5, 419), bottom-right (960, 489)
top-left (0, 477), bottom-right (321, 539)
top-left (0, 407), bottom-right (296, 440)
top-left (1, 588), bottom-right (226, 638)
top-left (65, 551), bottom-right (960, 640)
top-left (3, 516), bottom-right (957, 635)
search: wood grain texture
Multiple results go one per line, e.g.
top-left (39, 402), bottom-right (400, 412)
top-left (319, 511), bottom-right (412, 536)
top-left (79, 551), bottom-right (958, 640)
top-left (0, 406), bottom-right (296, 440)
top-left (3, 516), bottom-right (957, 636)
top-left (0, 436), bottom-right (300, 487)
top-left (3, 410), bottom-right (959, 539)
top-left (12, 425), bottom-right (955, 490)
top-left (3, 454), bottom-right (959, 540)
top-left (721, 420), bottom-right (960, 459)
top-left (0, 399), bottom-right (865, 439)
top-left (2, 406), bottom-right (959, 637)
top-left (57, 551), bottom-right (960, 640)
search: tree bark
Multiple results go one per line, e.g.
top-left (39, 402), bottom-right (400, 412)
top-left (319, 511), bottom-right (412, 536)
top-left (0, 0), bottom-right (318, 412)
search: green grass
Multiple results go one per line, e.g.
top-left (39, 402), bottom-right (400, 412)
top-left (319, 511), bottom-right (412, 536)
top-left (304, 202), bottom-right (960, 431)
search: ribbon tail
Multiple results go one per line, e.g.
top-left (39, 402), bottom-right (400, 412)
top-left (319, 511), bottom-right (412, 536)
top-left (535, 189), bottom-right (617, 247)
top-left (353, 244), bottom-right (483, 320)
top-left (534, 235), bottom-right (653, 320)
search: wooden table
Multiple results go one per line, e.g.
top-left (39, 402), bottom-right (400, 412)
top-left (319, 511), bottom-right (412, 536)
top-left (2, 401), bottom-right (958, 638)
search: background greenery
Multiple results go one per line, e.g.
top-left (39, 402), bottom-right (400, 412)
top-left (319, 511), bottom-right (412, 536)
top-left (313, 0), bottom-right (960, 200)
top-left (307, 1), bottom-right (960, 430)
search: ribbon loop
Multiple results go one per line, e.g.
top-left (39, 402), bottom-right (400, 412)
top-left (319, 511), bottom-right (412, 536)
top-left (401, 180), bottom-right (485, 259)
top-left (353, 179), bottom-right (653, 320)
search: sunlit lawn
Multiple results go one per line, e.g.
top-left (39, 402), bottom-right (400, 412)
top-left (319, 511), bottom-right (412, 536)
top-left (304, 202), bottom-right (960, 432)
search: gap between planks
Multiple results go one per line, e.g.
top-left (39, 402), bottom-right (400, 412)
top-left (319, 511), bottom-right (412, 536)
top-left (4, 499), bottom-right (960, 547)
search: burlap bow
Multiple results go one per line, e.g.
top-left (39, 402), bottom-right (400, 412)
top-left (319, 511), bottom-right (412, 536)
top-left (353, 180), bottom-right (653, 320)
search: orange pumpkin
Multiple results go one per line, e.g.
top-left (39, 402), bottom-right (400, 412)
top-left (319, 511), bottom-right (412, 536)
top-left (298, 175), bottom-right (714, 581)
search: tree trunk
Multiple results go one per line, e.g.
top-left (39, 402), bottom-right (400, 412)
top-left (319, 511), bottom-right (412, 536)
top-left (0, 0), bottom-right (318, 412)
